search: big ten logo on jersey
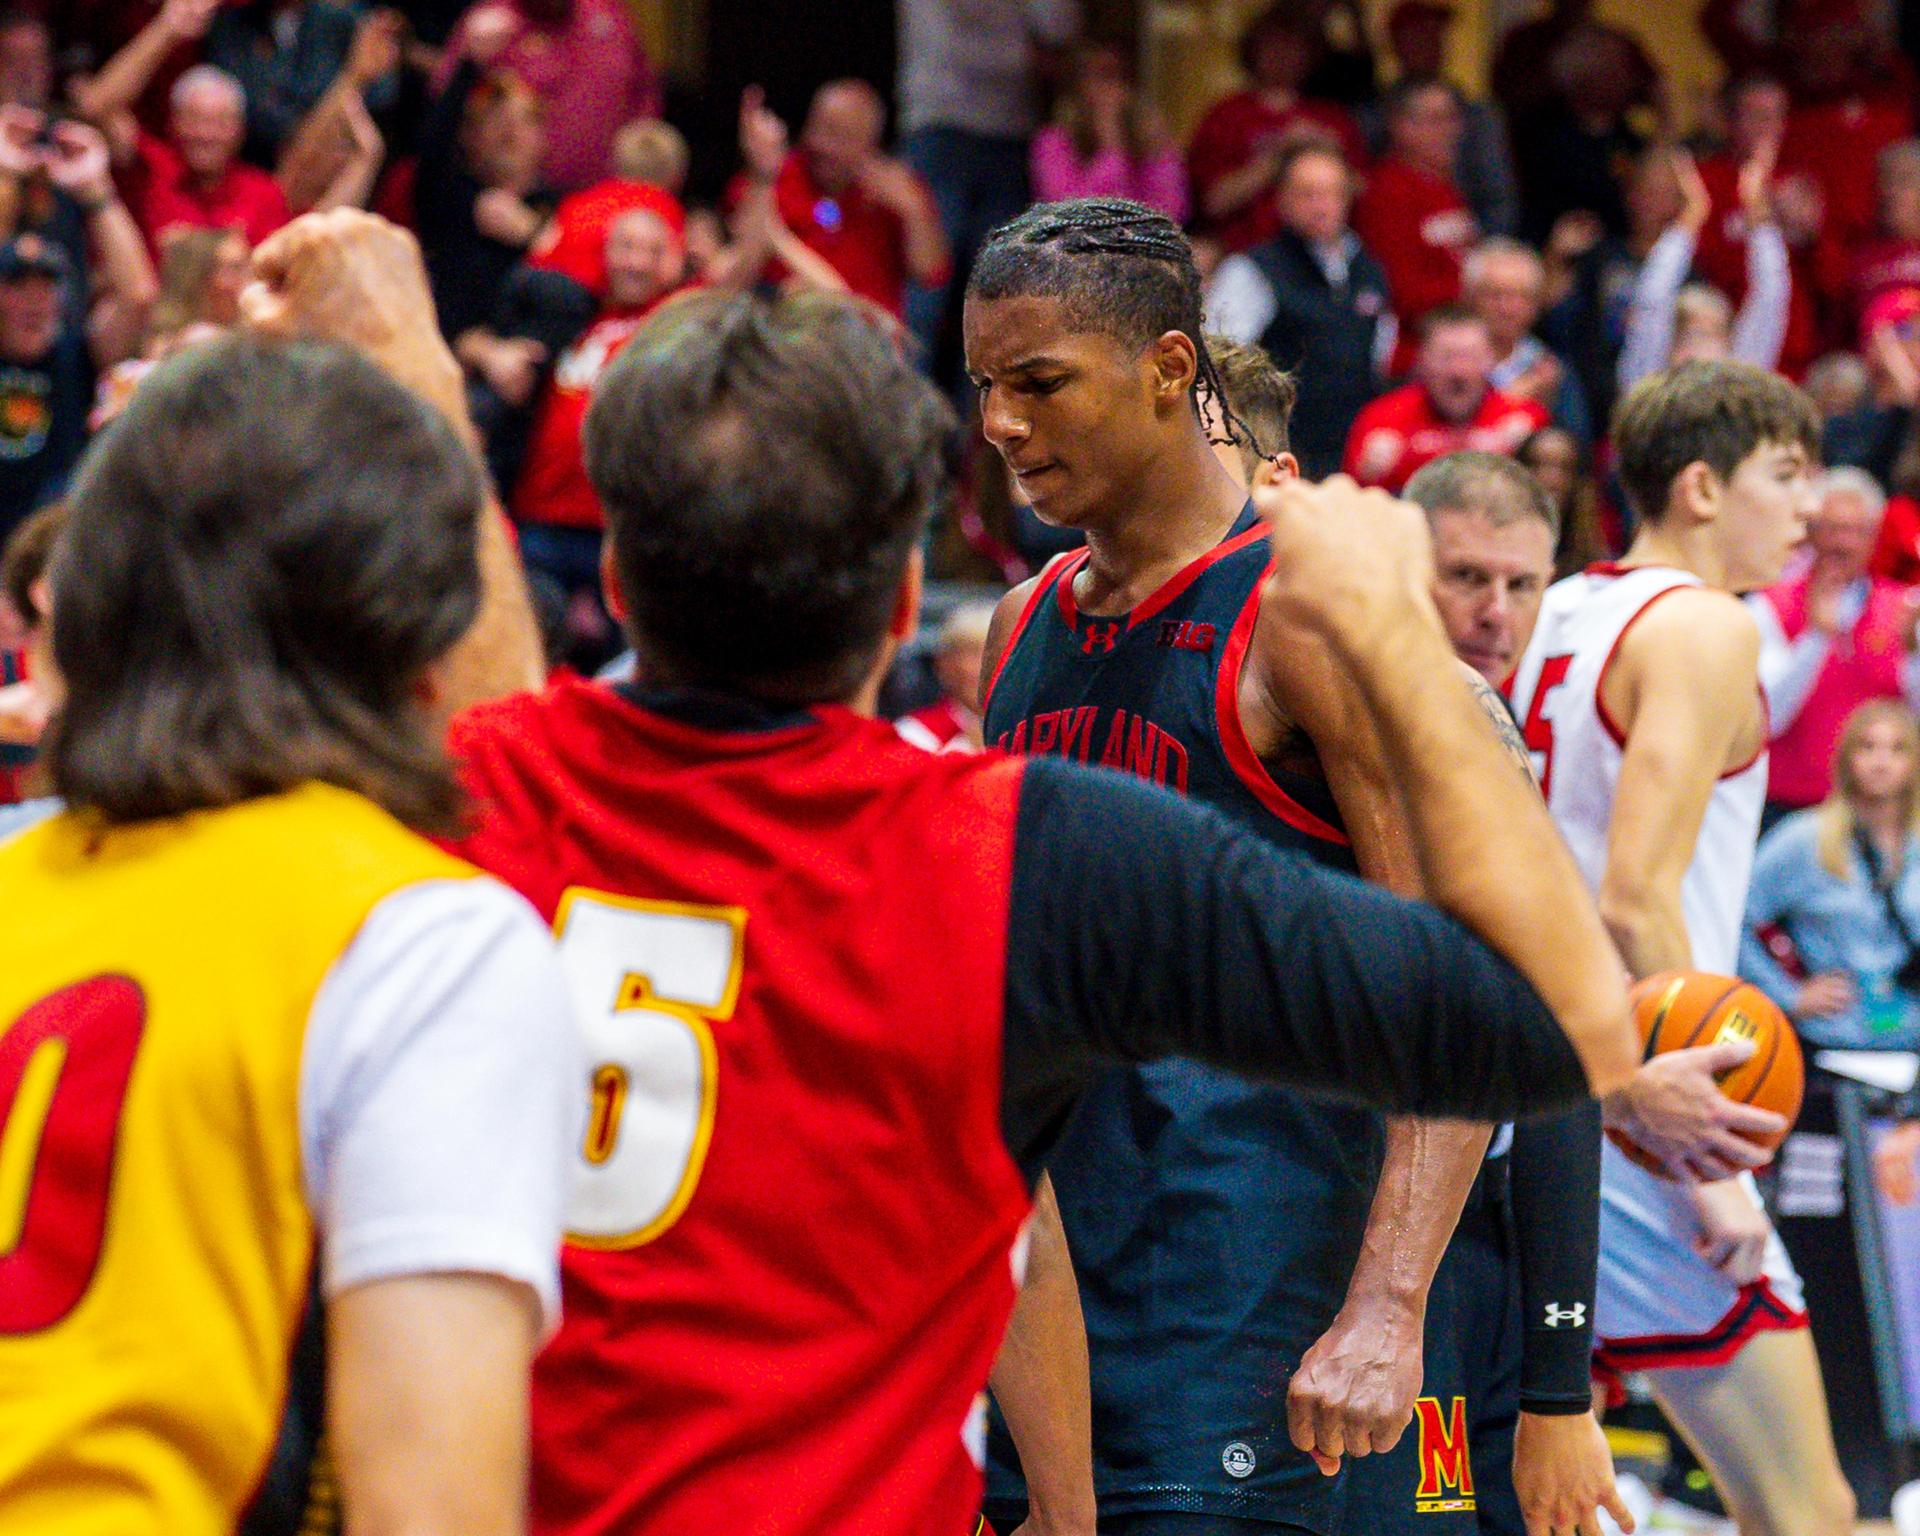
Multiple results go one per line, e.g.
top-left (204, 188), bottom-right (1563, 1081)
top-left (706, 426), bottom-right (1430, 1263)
top-left (1157, 619), bottom-right (1215, 654)
top-left (994, 707), bottom-right (1190, 792)
top-left (551, 891), bottom-right (746, 1249)
top-left (1413, 1396), bottom-right (1476, 1515)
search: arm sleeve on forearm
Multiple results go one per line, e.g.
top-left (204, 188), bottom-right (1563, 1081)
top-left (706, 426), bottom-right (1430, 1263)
top-left (997, 758), bottom-right (1592, 1169)
top-left (1508, 1101), bottom-right (1602, 1412)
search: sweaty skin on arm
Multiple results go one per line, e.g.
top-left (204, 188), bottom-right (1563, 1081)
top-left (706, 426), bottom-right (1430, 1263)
top-left (1243, 606), bottom-right (1493, 1474)
top-left (328, 1272), bottom-right (541, 1536)
top-left (1593, 589), bottom-right (1788, 1184)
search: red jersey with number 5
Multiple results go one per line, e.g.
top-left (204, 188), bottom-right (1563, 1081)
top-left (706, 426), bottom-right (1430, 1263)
top-left (445, 677), bottom-right (1034, 1536)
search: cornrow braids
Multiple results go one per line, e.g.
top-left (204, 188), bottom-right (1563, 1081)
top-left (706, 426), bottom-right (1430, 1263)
top-left (968, 197), bottom-right (1264, 460)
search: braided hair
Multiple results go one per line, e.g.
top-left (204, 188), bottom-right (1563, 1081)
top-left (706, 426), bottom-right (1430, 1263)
top-left (967, 197), bottom-right (1263, 461)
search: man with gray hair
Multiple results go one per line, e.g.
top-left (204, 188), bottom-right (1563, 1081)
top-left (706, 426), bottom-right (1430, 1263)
top-left (1750, 464), bottom-right (1920, 820)
top-left (72, 0), bottom-right (290, 251)
top-left (1461, 236), bottom-right (1590, 439)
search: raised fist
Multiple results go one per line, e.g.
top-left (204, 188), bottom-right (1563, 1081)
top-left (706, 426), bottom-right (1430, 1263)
top-left (241, 209), bottom-right (469, 439)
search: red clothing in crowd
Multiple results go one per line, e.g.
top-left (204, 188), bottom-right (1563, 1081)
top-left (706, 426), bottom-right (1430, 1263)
top-left (1849, 237), bottom-right (1920, 336)
top-left (531, 180), bottom-right (687, 297)
top-left (895, 698), bottom-right (981, 755)
top-left (1785, 93), bottom-right (1914, 254)
top-left (1872, 494), bottom-right (1920, 586)
top-left (1693, 153), bottom-right (1851, 377)
top-left (512, 303), bottom-right (660, 530)
top-left (1352, 156), bottom-right (1477, 335)
top-left (1186, 89), bottom-right (1368, 254)
top-left (1342, 383), bottom-right (1547, 494)
top-left (725, 152), bottom-right (934, 316)
top-left (1759, 567), bottom-right (1912, 808)
top-left (123, 130), bottom-right (289, 253)
top-left (435, 0), bottom-right (658, 191)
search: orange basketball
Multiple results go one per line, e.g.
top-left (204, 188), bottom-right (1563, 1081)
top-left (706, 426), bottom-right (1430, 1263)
top-left (1605, 971), bottom-right (1805, 1178)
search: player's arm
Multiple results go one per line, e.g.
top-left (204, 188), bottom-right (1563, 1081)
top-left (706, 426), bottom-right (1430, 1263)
top-left (305, 878), bottom-right (583, 1536)
top-left (1592, 589), bottom-right (1757, 976)
top-left (1242, 623), bottom-right (1493, 1473)
top-left (1592, 591), bottom-right (1789, 1180)
top-left (242, 209), bottom-right (547, 710)
top-left (1258, 478), bottom-right (1635, 1091)
top-left (330, 1273), bottom-right (539, 1536)
top-left (1506, 1104), bottom-right (1636, 1536)
top-left (987, 1174), bottom-right (1096, 1536)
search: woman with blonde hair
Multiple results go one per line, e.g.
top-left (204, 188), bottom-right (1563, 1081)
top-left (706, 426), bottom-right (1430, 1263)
top-left (1742, 698), bottom-right (1920, 1050)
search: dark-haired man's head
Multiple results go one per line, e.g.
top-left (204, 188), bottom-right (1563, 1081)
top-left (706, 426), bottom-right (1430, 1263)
top-left (803, 79), bottom-right (885, 196)
top-left (0, 233), bottom-right (66, 362)
top-left (1277, 139), bottom-right (1353, 246)
top-left (1387, 0), bottom-right (1452, 78)
top-left (1241, 5), bottom-right (1319, 93)
top-left (963, 198), bottom-right (1225, 529)
top-left (1725, 73), bottom-right (1789, 160)
top-left (49, 336), bottom-right (485, 828)
top-left (1405, 452), bottom-right (1556, 683)
top-left (1417, 305), bottom-right (1496, 423)
top-left (585, 289), bottom-right (954, 706)
top-left (1386, 78), bottom-right (1462, 176)
top-left (1612, 360), bottom-right (1820, 590)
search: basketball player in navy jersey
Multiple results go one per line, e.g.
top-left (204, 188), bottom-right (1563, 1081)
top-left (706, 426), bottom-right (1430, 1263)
top-left (965, 198), bottom-right (1513, 1536)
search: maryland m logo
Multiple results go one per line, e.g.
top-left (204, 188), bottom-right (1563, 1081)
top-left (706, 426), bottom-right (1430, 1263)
top-left (1413, 1395), bottom-right (1476, 1514)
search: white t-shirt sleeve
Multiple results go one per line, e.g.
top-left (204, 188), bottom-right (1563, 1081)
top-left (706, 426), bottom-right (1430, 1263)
top-left (300, 877), bottom-right (585, 1330)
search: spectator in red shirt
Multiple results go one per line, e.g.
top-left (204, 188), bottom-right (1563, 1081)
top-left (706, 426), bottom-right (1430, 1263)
top-left (1780, 13), bottom-right (1914, 255)
top-left (73, 0), bottom-right (293, 252)
top-left (434, 0), bottom-right (659, 192)
top-left (1694, 72), bottom-right (1850, 377)
top-left (1850, 140), bottom-right (1920, 340)
top-left (0, 10), bottom-right (51, 112)
top-left (508, 197), bottom-right (685, 657)
top-left (1343, 305), bottom-right (1547, 492)
top-left (1353, 78), bottom-right (1477, 344)
top-left (1186, 3), bottom-right (1366, 254)
top-left (530, 117), bottom-right (690, 298)
top-left (727, 80), bottom-right (948, 318)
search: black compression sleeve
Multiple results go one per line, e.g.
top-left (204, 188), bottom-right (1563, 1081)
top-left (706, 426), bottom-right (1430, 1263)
top-left (1509, 1102), bottom-right (1602, 1413)
top-left (998, 758), bottom-right (1593, 1171)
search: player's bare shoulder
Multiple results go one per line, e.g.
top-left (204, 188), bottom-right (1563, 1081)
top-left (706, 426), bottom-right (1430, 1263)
top-left (1601, 585), bottom-right (1764, 764)
top-left (981, 573), bottom-right (1045, 710)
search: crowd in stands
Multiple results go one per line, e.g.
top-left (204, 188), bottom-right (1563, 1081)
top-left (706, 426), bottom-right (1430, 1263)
top-left (14, 0), bottom-right (1920, 1086)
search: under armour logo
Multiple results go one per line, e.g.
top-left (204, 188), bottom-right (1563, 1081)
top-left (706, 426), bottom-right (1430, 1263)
top-left (1081, 622), bottom-right (1120, 655)
top-left (1543, 1302), bottom-right (1586, 1329)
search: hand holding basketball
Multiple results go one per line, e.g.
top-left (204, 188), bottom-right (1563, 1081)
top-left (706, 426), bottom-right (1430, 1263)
top-left (1604, 973), bottom-right (1802, 1183)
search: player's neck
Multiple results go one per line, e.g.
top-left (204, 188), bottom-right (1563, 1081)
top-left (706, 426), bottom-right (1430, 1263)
top-left (1618, 524), bottom-right (1729, 590)
top-left (1078, 445), bottom-right (1248, 613)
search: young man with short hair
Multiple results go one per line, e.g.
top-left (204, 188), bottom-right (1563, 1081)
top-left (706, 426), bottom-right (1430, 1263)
top-left (1509, 360), bottom-right (1857, 1536)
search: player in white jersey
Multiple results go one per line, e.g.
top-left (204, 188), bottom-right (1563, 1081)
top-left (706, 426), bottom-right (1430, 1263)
top-left (1510, 361), bottom-right (1855, 1536)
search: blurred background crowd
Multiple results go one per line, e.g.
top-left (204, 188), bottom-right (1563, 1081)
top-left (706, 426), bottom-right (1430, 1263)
top-left (10, 0), bottom-right (1920, 1516)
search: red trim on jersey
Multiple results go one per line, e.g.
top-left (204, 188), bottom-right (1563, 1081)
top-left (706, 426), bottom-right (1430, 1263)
top-left (1592, 1277), bottom-right (1808, 1394)
top-left (982, 552), bottom-right (1080, 711)
top-left (1051, 549), bottom-right (1094, 628)
top-left (1590, 578), bottom-right (1769, 778)
top-left (1052, 521), bottom-right (1268, 635)
top-left (1214, 575), bottom-right (1351, 846)
top-left (1720, 686), bottom-right (1771, 781)
top-left (1128, 524), bottom-right (1269, 630)
top-left (1593, 584), bottom-right (1694, 749)
top-left (1583, 561), bottom-right (1688, 580)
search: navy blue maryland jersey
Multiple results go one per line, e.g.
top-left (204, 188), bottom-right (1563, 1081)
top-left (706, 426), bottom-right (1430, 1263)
top-left (980, 503), bottom-right (1387, 1530)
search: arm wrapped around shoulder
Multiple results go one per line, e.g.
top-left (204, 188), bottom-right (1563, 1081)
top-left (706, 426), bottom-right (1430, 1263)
top-left (1000, 759), bottom-right (1596, 1161)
